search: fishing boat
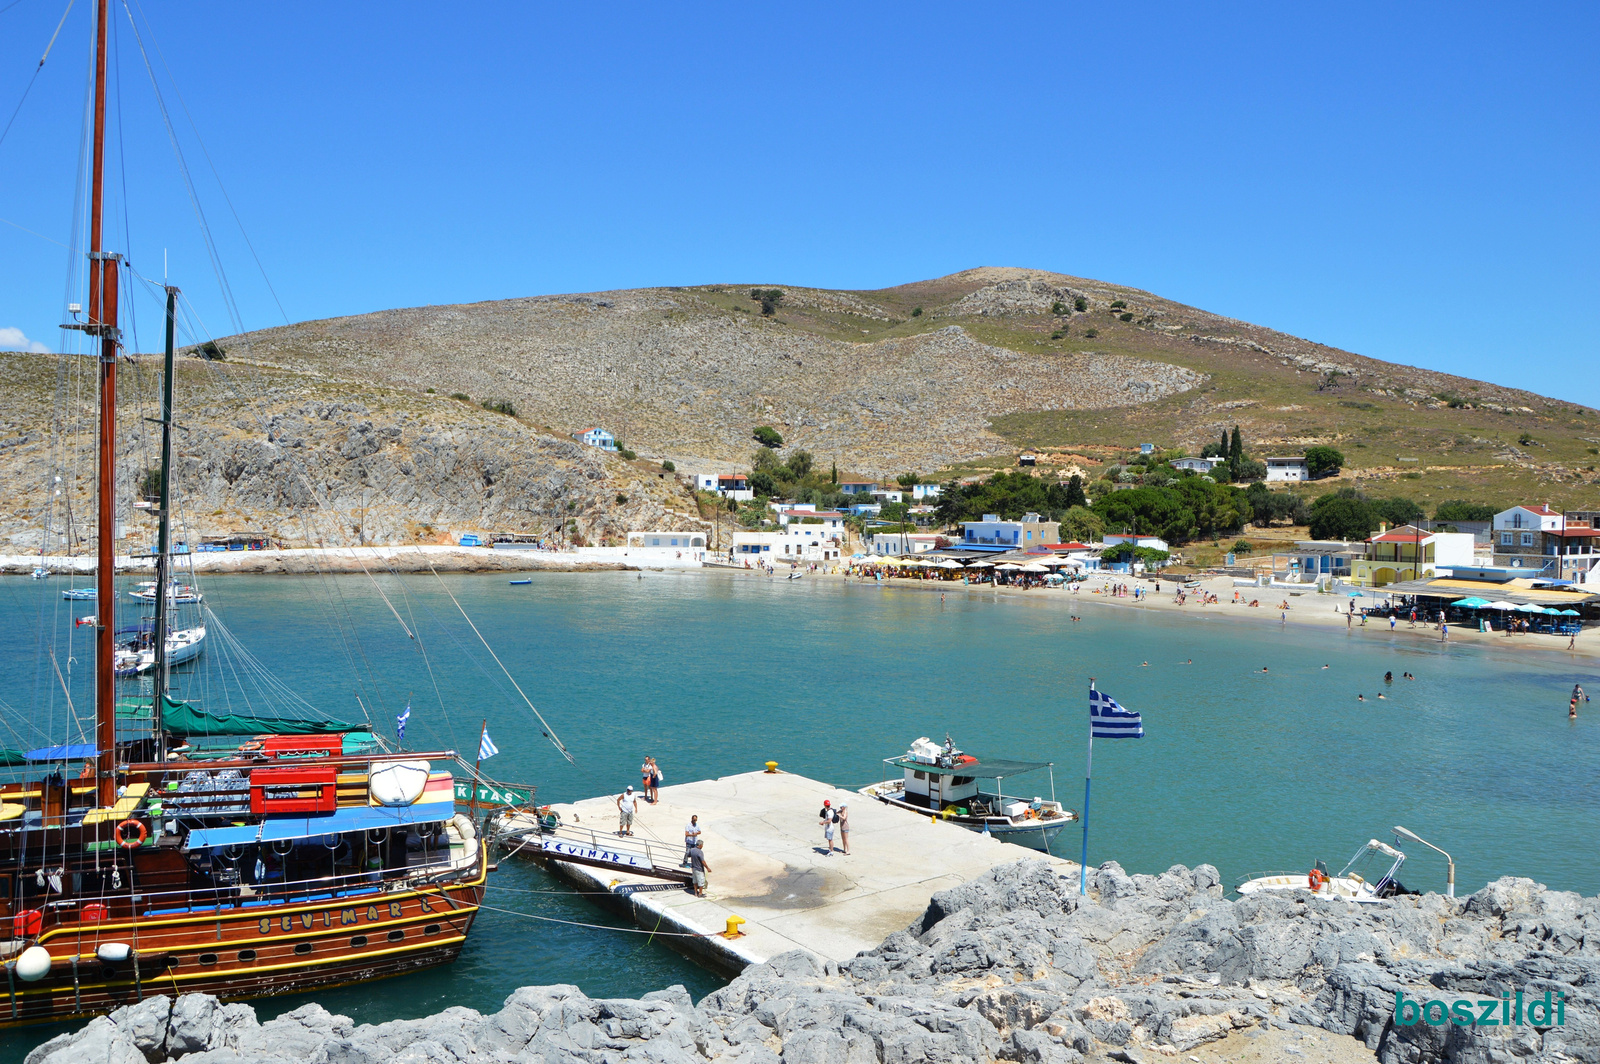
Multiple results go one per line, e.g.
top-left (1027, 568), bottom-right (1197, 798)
top-left (508, 579), bottom-right (531, 586)
top-left (0, 3), bottom-right (507, 1023)
top-left (859, 735), bottom-right (1075, 851)
top-left (1235, 838), bottom-right (1412, 903)
top-left (62, 588), bottom-right (97, 601)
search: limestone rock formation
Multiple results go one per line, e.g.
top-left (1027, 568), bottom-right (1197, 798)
top-left (27, 860), bottom-right (1600, 1064)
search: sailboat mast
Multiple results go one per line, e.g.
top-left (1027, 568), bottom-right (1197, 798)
top-left (151, 286), bottom-right (178, 753)
top-left (89, 0), bottom-right (121, 806)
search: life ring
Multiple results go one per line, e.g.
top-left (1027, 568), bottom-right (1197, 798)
top-left (1308, 868), bottom-right (1326, 892)
top-left (116, 819), bottom-right (147, 849)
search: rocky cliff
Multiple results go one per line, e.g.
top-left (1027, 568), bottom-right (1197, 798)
top-left (26, 861), bottom-right (1600, 1064)
top-left (0, 352), bottom-right (707, 552)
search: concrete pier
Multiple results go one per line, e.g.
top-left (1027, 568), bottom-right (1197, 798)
top-left (526, 769), bottom-right (1077, 975)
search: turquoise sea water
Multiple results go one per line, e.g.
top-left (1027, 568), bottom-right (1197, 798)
top-left (1, 569), bottom-right (1596, 1054)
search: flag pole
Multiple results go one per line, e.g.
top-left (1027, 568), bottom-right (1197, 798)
top-left (470, 717), bottom-right (487, 818)
top-left (1081, 681), bottom-right (1094, 895)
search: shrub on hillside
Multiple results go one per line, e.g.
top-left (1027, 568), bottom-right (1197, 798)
top-left (911, 306), bottom-right (922, 317)
top-left (1084, 328), bottom-right (1098, 338)
top-left (1434, 499), bottom-right (1496, 522)
top-left (480, 397), bottom-right (515, 416)
top-left (1119, 312), bottom-right (1135, 322)
top-left (753, 425), bottom-right (784, 448)
top-left (1073, 296), bottom-right (1088, 312)
top-left (661, 460), bottom-right (675, 473)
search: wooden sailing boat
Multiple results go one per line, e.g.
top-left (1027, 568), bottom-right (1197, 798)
top-left (0, 1), bottom-right (494, 1023)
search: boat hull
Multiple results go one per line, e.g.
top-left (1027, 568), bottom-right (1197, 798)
top-left (858, 784), bottom-right (1073, 852)
top-left (0, 861), bottom-right (485, 1025)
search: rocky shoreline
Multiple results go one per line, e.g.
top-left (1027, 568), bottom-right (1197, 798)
top-left (27, 861), bottom-right (1600, 1064)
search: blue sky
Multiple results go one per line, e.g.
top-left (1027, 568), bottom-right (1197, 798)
top-left (1, 3), bottom-right (1595, 405)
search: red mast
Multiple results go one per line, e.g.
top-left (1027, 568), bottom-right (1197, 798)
top-left (88, 0), bottom-right (120, 807)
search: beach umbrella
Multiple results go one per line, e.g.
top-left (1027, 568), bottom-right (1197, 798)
top-left (937, 559), bottom-right (963, 569)
top-left (1514, 602), bottom-right (1544, 613)
top-left (1021, 562), bottom-right (1050, 573)
top-left (967, 560), bottom-right (994, 568)
top-left (1543, 607), bottom-right (1562, 615)
top-left (1559, 609), bottom-right (1580, 617)
top-left (995, 563), bottom-right (1023, 570)
top-left (1450, 597), bottom-right (1490, 608)
top-left (896, 556), bottom-right (926, 566)
top-left (1487, 601), bottom-right (1517, 610)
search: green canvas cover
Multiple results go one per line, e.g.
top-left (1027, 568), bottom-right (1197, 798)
top-left (159, 696), bottom-right (362, 736)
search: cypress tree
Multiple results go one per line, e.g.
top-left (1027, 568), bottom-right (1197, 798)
top-left (1229, 425), bottom-right (1243, 462)
top-left (1219, 428), bottom-right (1229, 457)
top-left (830, 461), bottom-right (838, 484)
top-left (1064, 474), bottom-right (1087, 509)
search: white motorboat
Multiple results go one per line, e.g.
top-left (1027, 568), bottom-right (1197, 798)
top-left (1236, 838), bottom-right (1410, 904)
top-left (113, 624), bottom-right (206, 677)
top-left (62, 587), bottom-right (96, 600)
top-left (859, 735), bottom-right (1075, 851)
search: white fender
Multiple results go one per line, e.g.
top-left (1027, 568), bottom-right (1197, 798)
top-left (96, 942), bottom-right (132, 963)
top-left (15, 946), bottom-right (52, 982)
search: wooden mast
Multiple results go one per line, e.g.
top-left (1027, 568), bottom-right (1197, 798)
top-left (88, 0), bottom-right (120, 807)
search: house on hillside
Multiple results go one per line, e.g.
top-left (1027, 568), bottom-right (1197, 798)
top-left (691, 473), bottom-right (753, 501)
top-left (1172, 456), bottom-right (1224, 473)
top-left (838, 481), bottom-right (877, 495)
top-left (1265, 456), bottom-right (1308, 482)
top-left (911, 483), bottom-right (942, 500)
top-left (574, 427), bottom-right (617, 451)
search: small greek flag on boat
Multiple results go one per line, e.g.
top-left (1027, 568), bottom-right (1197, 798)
top-left (1090, 687), bottom-right (1143, 739)
top-left (395, 704), bottom-right (410, 743)
top-left (478, 729), bottom-right (499, 761)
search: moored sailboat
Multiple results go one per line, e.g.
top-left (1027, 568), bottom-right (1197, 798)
top-left (0, 2), bottom-right (507, 1025)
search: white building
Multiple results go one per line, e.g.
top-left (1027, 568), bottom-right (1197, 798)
top-left (911, 483), bottom-right (943, 500)
top-left (1172, 456), bottom-right (1223, 473)
top-left (1265, 456), bottom-right (1308, 482)
top-left (574, 427), bottom-right (617, 451)
top-left (959, 513), bottom-right (1061, 551)
top-left (838, 481), bottom-right (877, 495)
top-left (868, 532), bottom-right (941, 555)
top-left (691, 473), bottom-right (753, 501)
top-left (731, 518), bottom-right (845, 565)
top-left (1103, 533), bottom-right (1170, 552)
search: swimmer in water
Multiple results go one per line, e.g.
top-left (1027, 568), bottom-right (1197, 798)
top-left (1377, 693), bottom-right (1386, 700)
top-left (1140, 661), bottom-right (1150, 667)
top-left (1357, 694), bottom-right (1366, 702)
top-left (1256, 667), bottom-right (1269, 674)
top-left (1321, 664), bottom-right (1330, 670)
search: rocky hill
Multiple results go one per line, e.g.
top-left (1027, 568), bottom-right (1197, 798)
top-left (0, 351), bottom-right (706, 552)
top-left (26, 860), bottom-right (1600, 1064)
top-left (203, 266), bottom-right (1600, 509)
top-left (5, 267), bottom-right (1597, 549)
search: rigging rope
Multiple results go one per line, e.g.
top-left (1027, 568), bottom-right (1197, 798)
top-left (0, 0), bottom-right (74, 155)
top-left (423, 556), bottom-right (573, 764)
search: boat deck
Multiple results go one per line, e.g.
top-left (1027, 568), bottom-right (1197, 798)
top-left (517, 769), bottom-right (1078, 974)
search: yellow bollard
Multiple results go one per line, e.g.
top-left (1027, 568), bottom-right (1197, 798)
top-left (930, 815), bottom-right (937, 825)
top-left (764, 761), bottom-right (779, 774)
top-left (723, 915), bottom-right (746, 939)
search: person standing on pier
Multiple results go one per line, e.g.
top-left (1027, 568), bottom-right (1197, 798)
top-left (819, 799), bottom-right (838, 854)
top-left (682, 814), bottom-right (702, 866)
top-left (616, 786), bottom-right (640, 836)
top-left (687, 840), bottom-right (711, 896)
top-left (837, 802), bottom-right (851, 855)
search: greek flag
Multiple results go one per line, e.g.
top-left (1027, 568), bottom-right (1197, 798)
top-left (1090, 687), bottom-right (1143, 739)
top-left (478, 729), bottom-right (499, 761)
top-left (395, 704), bottom-right (410, 743)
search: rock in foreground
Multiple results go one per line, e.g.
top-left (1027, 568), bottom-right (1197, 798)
top-left (27, 861), bottom-right (1600, 1064)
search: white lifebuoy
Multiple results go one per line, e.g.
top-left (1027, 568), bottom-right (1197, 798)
top-left (16, 946), bottom-right (52, 982)
top-left (369, 760), bottom-right (431, 807)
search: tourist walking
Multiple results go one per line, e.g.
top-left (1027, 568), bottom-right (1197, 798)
top-left (687, 840), bottom-right (711, 896)
top-left (616, 786), bottom-right (640, 837)
top-left (836, 802), bottom-right (851, 855)
top-left (682, 814), bottom-right (702, 866)
top-left (818, 799), bottom-right (838, 854)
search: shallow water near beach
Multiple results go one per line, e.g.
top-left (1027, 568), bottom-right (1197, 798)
top-left (1, 569), bottom-right (1596, 1052)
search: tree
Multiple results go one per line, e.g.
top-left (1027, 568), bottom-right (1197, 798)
top-left (1073, 296), bottom-right (1088, 312)
top-left (750, 288), bottom-right (784, 316)
top-left (747, 471), bottom-right (777, 497)
top-left (1373, 496), bottom-right (1424, 527)
top-left (1435, 499), bottom-right (1497, 522)
top-left (1234, 458), bottom-right (1267, 483)
top-left (1063, 474), bottom-right (1087, 509)
top-left (1059, 506), bottom-right (1104, 544)
top-left (896, 472), bottom-right (920, 488)
top-left (1304, 446), bottom-right (1345, 479)
top-left (830, 461), bottom-right (838, 484)
top-left (752, 446), bottom-right (783, 473)
top-left (1308, 488), bottom-right (1378, 541)
top-left (1229, 426), bottom-right (1243, 465)
top-left (753, 425), bottom-right (784, 448)
top-left (785, 450), bottom-right (814, 479)
top-left (661, 460), bottom-right (675, 472)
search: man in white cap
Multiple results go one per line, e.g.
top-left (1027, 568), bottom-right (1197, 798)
top-left (616, 786), bottom-right (640, 837)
